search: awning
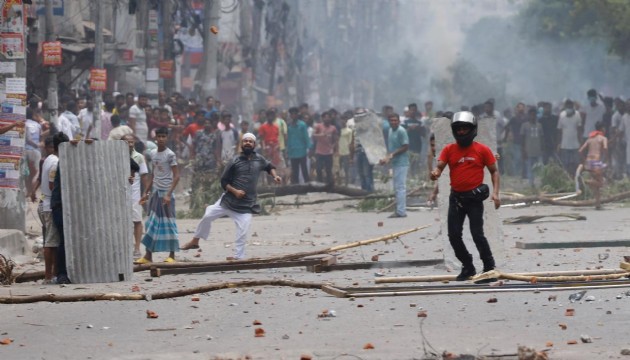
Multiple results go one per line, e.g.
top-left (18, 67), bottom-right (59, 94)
top-left (60, 42), bottom-right (95, 54)
top-left (82, 20), bottom-right (113, 36)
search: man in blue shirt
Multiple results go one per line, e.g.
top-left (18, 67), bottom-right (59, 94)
top-left (380, 113), bottom-right (409, 218)
top-left (287, 107), bottom-right (311, 184)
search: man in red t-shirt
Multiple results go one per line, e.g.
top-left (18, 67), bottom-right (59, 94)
top-left (430, 111), bottom-right (501, 282)
top-left (258, 109), bottom-right (281, 166)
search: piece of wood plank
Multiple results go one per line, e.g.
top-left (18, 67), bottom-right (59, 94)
top-left (516, 239), bottom-right (630, 249)
top-left (375, 268), bottom-right (628, 284)
top-left (321, 285), bottom-right (348, 298)
top-left (620, 262), bottom-right (630, 271)
top-left (312, 259), bottom-right (443, 273)
top-left (346, 282), bottom-right (630, 298)
top-left (151, 259), bottom-right (323, 277)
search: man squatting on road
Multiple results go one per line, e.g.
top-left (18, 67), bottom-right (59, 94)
top-left (430, 111), bottom-right (501, 282)
top-left (180, 133), bottom-right (282, 259)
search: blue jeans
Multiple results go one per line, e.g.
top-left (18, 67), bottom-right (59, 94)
top-left (393, 165), bottom-right (408, 216)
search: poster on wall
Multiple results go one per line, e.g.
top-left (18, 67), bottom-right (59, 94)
top-left (0, 155), bottom-right (21, 188)
top-left (0, 33), bottom-right (24, 59)
top-left (0, 102), bottom-right (24, 156)
top-left (0, 0), bottom-right (24, 34)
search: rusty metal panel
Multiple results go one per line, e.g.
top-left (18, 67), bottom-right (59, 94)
top-left (59, 140), bottom-right (133, 283)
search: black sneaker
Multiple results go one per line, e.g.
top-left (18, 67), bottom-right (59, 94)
top-left (455, 265), bottom-right (476, 281)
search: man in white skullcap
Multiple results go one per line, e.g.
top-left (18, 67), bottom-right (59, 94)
top-left (180, 132), bottom-right (282, 259)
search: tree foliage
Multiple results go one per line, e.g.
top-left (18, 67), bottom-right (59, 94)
top-left (522, 0), bottom-right (630, 58)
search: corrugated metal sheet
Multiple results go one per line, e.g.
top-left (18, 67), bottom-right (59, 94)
top-left (59, 140), bottom-right (133, 283)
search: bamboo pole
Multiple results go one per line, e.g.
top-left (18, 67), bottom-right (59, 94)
top-left (473, 270), bottom-right (630, 283)
top-left (375, 268), bottom-right (629, 284)
top-left (14, 226), bottom-right (430, 283)
top-left (0, 280), bottom-right (327, 304)
top-left (345, 283), bottom-right (630, 298)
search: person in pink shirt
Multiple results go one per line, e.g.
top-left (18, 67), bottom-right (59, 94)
top-left (312, 111), bottom-right (338, 185)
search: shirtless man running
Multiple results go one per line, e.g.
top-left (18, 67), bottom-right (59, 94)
top-left (579, 121), bottom-right (608, 209)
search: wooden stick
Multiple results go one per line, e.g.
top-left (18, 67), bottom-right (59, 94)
top-left (377, 187), bottom-right (427, 213)
top-left (13, 226), bottom-right (429, 283)
top-left (473, 270), bottom-right (630, 283)
top-left (376, 268), bottom-right (629, 284)
top-left (327, 225), bottom-right (430, 252)
top-left (0, 279), bottom-right (327, 304)
top-left (344, 283), bottom-right (630, 298)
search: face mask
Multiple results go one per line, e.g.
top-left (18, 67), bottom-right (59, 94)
top-left (588, 96), bottom-right (597, 103)
top-left (565, 108), bottom-right (575, 116)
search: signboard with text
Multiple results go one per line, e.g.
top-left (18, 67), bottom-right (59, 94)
top-left (42, 41), bottom-right (62, 66)
top-left (89, 68), bottom-right (107, 91)
top-left (159, 60), bottom-right (174, 79)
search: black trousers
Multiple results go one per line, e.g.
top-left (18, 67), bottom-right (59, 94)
top-left (316, 154), bottom-right (334, 185)
top-left (447, 193), bottom-right (495, 269)
top-left (290, 157), bottom-right (309, 184)
top-left (51, 207), bottom-right (68, 278)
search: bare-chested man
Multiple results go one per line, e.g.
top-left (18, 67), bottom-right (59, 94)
top-left (579, 121), bottom-right (608, 209)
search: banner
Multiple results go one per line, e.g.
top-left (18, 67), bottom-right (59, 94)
top-left (42, 41), bottom-right (62, 66)
top-left (159, 60), bottom-right (174, 79)
top-left (89, 68), bottom-right (107, 91)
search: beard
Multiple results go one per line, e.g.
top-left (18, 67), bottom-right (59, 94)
top-left (242, 146), bottom-right (254, 155)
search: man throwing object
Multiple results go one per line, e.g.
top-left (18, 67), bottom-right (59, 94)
top-left (180, 133), bottom-right (281, 259)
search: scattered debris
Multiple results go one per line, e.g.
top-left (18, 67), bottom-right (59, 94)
top-left (584, 295), bottom-right (596, 302)
top-left (254, 328), bottom-right (265, 337)
top-left (371, 255), bottom-right (379, 261)
top-left (580, 334), bottom-right (593, 343)
top-left (417, 310), bottom-right (428, 318)
top-left (565, 309), bottom-right (575, 316)
top-left (548, 295), bottom-right (557, 302)
top-left (146, 310), bottom-right (159, 319)
top-left (252, 320), bottom-right (262, 325)
top-left (621, 348), bottom-right (630, 355)
top-left (0, 254), bottom-right (15, 285)
top-left (487, 297), bottom-right (498, 303)
top-left (0, 338), bottom-right (13, 345)
top-left (569, 291), bottom-right (587, 303)
top-left (318, 310), bottom-right (336, 318)
top-left (598, 253), bottom-right (609, 261)
top-left (517, 345), bottom-right (549, 360)
top-left (559, 323), bottom-right (567, 330)
top-left (363, 343), bottom-right (375, 350)
top-left (503, 213), bottom-right (586, 224)
top-left (567, 340), bottom-right (578, 345)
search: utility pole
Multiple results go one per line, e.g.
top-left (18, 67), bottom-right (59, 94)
top-left (92, 0), bottom-right (104, 138)
top-left (161, 0), bottom-right (174, 94)
top-left (0, 0), bottom-right (26, 234)
top-left (45, 0), bottom-right (58, 126)
top-left (201, 0), bottom-right (220, 99)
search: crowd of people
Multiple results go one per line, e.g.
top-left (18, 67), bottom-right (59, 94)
top-left (21, 86), bottom-right (629, 283)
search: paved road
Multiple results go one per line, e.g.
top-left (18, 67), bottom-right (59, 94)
top-left (2, 194), bottom-right (630, 359)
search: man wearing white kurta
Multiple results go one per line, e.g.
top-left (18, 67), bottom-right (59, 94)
top-left (179, 133), bottom-right (282, 259)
